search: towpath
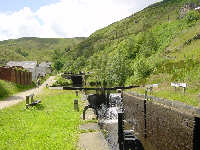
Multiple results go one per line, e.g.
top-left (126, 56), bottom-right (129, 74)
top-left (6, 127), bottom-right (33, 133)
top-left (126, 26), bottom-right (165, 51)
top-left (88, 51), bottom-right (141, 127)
top-left (78, 100), bottom-right (109, 150)
top-left (0, 76), bottom-right (56, 110)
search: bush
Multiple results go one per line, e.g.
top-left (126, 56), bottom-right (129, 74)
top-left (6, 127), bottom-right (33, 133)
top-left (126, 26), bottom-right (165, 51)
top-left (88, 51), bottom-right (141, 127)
top-left (134, 56), bottom-right (153, 79)
top-left (185, 10), bottom-right (200, 23)
top-left (53, 60), bottom-right (64, 71)
top-left (52, 77), bottom-right (72, 87)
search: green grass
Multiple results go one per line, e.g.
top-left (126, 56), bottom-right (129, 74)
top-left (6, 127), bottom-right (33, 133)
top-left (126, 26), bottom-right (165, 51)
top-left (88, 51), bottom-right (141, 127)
top-left (0, 89), bottom-right (83, 150)
top-left (0, 80), bottom-right (35, 100)
top-left (130, 83), bottom-right (200, 106)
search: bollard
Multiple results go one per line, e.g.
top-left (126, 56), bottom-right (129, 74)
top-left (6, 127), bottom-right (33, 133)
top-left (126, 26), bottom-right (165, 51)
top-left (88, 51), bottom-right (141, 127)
top-left (75, 90), bottom-right (79, 97)
top-left (74, 99), bottom-right (79, 111)
top-left (183, 87), bottom-right (186, 95)
top-left (118, 112), bottom-right (124, 150)
top-left (26, 96), bottom-right (29, 109)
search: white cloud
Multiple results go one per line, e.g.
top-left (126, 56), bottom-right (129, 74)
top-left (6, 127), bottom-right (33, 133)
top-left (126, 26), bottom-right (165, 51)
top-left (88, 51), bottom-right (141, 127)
top-left (0, 0), bottom-right (162, 41)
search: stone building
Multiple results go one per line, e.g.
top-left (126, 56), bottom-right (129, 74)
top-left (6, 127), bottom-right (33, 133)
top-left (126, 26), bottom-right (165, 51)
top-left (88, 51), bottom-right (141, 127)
top-left (7, 61), bottom-right (38, 81)
top-left (7, 61), bottom-right (52, 81)
top-left (37, 62), bottom-right (52, 77)
top-left (179, 3), bottom-right (198, 18)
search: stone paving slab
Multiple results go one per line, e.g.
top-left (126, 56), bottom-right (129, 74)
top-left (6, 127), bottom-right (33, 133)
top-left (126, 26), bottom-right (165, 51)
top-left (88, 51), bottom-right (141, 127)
top-left (78, 132), bottom-right (109, 150)
top-left (80, 123), bottom-right (100, 131)
top-left (78, 99), bottom-right (109, 150)
top-left (49, 87), bottom-right (63, 90)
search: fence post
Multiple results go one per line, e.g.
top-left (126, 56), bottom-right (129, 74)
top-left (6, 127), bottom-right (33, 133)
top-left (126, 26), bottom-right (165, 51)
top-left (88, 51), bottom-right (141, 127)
top-left (193, 117), bottom-right (200, 150)
top-left (29, 72), bottom-right (32, 85)
top-left (184, 87), bottom-right (186, 95)
top-left (144, 89), bottom-right (148, 139)
top-left (118, 112), bottom-right (124, 150)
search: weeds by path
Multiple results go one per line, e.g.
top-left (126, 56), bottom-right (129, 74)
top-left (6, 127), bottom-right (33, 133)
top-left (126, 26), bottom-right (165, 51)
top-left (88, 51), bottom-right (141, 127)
top-left (0, 79), bottom-right (35, 101)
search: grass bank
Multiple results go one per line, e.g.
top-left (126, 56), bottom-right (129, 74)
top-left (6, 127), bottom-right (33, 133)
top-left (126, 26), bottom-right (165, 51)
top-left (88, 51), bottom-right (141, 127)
top-left (0, 79), bottom-right (35, 100)
top-left (130, 82), bottom-right (200, 107)
top-left (0, 89), bottom-right (82, 150)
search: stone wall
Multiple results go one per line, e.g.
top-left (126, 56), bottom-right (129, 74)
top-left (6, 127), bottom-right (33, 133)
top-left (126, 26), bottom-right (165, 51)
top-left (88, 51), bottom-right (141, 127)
top-left (0, 67), bottom-right (32, 85)
top-left (123, 92), bottom-right (200, 150)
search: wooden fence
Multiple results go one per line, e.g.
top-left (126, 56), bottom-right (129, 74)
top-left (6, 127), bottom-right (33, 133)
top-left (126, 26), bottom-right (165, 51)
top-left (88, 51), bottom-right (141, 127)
top-left (0, 67), bottom-right (32, 85)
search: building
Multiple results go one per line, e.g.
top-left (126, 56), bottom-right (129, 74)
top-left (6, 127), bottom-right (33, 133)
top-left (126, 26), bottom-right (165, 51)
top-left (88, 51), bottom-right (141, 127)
top-left (7, 61), bottom-right (38, 81)
top-left (179, 3), bottom-right (197, 19)
top-left (37, 62), bottom-right (52, 77)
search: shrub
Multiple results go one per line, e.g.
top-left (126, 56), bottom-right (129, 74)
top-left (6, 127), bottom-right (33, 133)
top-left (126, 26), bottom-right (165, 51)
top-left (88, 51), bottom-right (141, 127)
top-left (185, 10), bottom-right (200, 23)
top-left (134, 56), bottom-right (153, 79)
top-left (52, 77), bottom-right (72, 87)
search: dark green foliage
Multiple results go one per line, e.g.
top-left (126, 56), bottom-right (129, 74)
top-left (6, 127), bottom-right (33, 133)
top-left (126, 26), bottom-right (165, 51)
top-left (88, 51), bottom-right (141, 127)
top-left (15, 48), bottom-right (29, 57)
top-left (53, 60), bottom-right (64, 71)
top-left (185, 10), bottom-right (200, 23)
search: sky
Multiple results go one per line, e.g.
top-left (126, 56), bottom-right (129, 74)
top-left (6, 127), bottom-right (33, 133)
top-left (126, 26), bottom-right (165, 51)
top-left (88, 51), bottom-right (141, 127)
top-left (0, 0), bottom-right (162, 41)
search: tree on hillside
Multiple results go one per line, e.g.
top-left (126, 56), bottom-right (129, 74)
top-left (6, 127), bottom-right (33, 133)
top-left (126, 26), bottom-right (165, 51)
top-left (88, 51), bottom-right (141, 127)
top-left (52, 49), bottom-right (65, 71)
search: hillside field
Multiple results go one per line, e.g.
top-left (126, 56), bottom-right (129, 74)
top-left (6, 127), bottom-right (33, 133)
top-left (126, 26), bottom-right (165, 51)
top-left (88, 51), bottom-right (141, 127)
top-left (59, 0), bottom-right (200, 106)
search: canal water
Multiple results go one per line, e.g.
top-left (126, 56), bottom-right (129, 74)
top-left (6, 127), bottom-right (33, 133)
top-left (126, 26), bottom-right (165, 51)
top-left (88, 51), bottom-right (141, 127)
top-left (90, 92), bottom-right (158, 150)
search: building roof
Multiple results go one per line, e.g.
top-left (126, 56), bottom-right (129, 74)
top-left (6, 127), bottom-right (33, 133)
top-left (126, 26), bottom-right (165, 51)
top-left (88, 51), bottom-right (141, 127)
top-left (39, 62), bottom-right (52, 67)
top-left (7, 61), bottom-right (37, 69)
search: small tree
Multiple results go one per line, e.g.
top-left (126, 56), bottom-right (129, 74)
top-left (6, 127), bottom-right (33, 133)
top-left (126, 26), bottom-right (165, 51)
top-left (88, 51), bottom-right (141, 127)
top-left (53, 60), bottom-right (64, 71)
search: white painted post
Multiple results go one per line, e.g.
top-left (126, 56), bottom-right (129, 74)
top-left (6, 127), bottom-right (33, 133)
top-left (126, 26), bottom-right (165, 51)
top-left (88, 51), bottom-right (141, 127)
top-left (171, 82), bottom-right (187, 94)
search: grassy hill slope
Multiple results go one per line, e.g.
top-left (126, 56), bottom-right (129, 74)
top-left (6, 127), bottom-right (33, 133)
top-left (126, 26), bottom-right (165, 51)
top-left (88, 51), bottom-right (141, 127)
top-left (62, 0), bottom-right (200, 106)
top-left (0, 37), bottom-right (86, 65)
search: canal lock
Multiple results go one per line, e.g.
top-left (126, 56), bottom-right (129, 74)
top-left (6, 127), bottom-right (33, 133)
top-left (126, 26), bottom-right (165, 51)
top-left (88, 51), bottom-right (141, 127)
top-left (84, 90), bottom-right (146, 150)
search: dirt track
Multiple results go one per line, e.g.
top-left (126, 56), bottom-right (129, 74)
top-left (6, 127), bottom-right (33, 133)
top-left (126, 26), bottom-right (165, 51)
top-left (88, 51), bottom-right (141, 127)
top-left (0, 76), bottom-right (56, 110)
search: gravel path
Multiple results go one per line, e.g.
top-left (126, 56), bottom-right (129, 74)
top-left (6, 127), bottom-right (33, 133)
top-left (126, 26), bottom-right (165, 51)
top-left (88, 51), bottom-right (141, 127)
top-left (0, 76), bottom-right (56, 110)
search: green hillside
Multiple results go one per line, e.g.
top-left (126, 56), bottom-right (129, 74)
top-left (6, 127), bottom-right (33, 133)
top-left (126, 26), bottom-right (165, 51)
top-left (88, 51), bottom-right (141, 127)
top-left (60, 0), bottom-right (200, 106)
top-left (0, 37), bottom-right (86, 65)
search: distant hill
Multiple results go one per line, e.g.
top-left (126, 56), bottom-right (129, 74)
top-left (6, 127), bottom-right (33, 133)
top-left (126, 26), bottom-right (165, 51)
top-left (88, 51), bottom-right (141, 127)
top-left (0, 37), bottom-right (86, 65)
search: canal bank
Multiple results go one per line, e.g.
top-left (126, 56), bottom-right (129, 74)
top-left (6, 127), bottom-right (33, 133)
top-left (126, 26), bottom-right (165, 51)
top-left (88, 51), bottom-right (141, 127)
top-left (78, 90), bottom-right (153, 150)
top-left (78, 99), bottom-right (109, 150)
top-left (124, 92), bottom-right (200, 150)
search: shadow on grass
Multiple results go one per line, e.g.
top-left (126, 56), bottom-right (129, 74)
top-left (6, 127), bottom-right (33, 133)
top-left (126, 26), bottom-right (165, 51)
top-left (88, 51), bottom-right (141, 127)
top-left (25, 104), bottom-right (45, 111)
top-left (34, 104), bottom-right (45, 110)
